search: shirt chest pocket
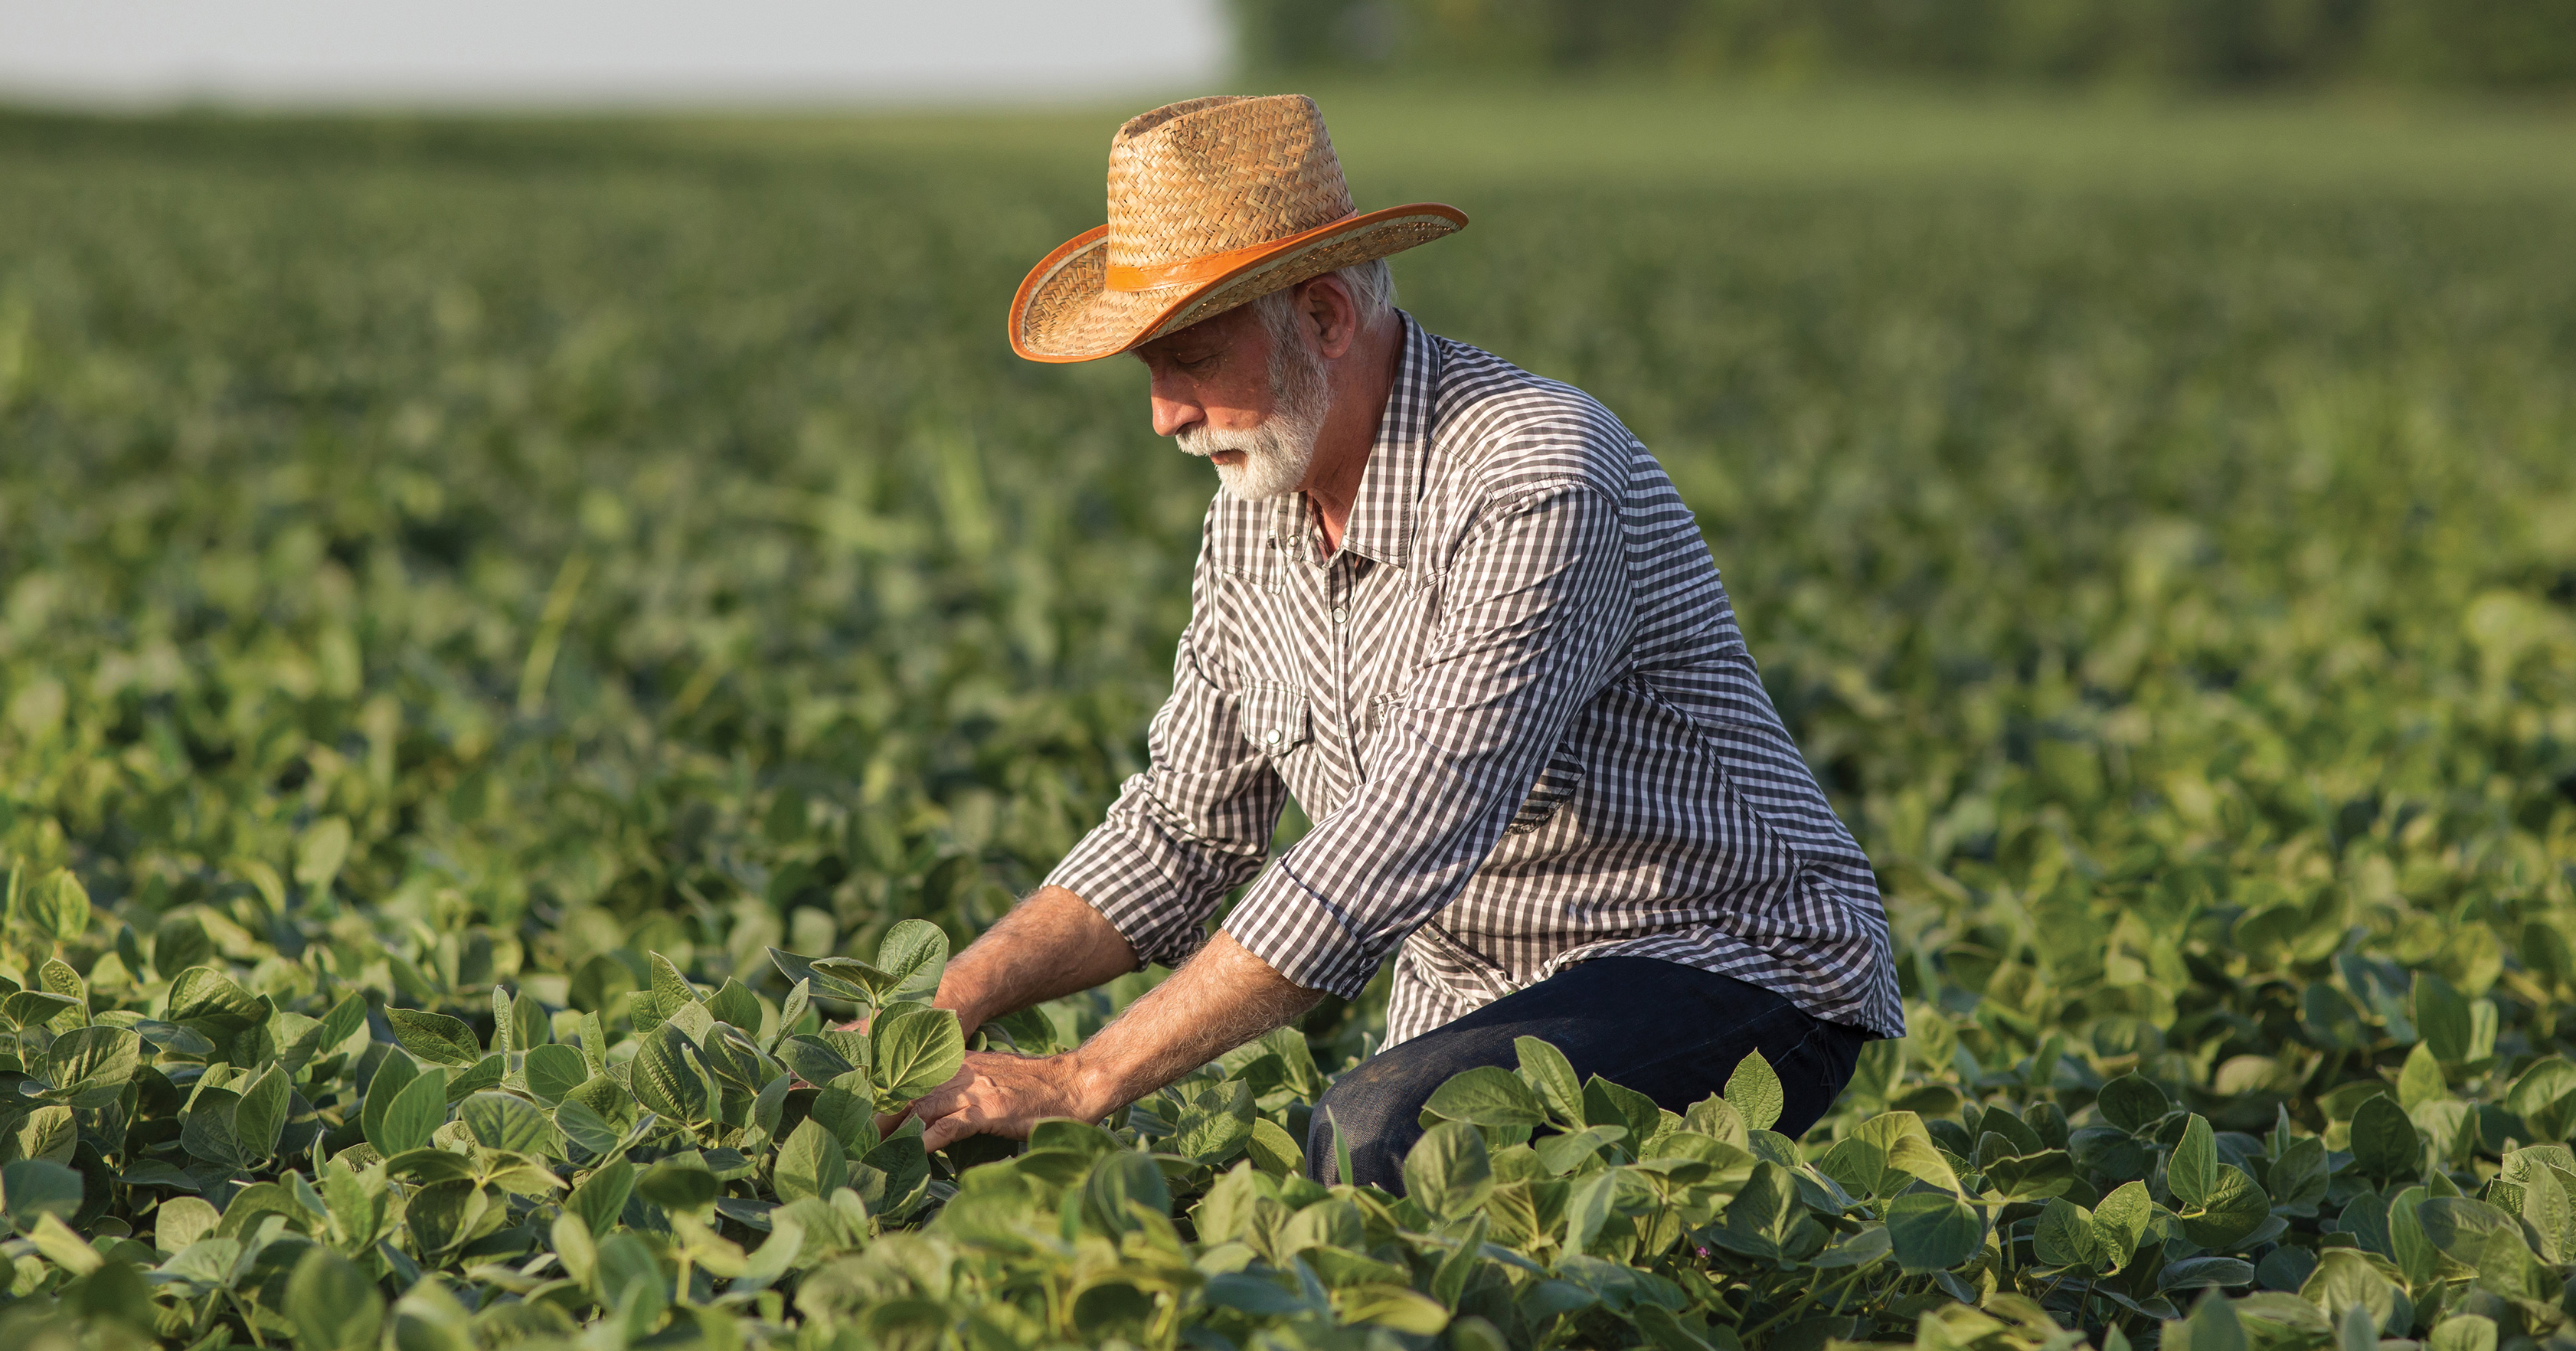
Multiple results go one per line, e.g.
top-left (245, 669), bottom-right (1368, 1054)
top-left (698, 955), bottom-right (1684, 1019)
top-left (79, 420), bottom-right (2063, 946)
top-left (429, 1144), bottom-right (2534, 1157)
top-left (1237, 684), bottom-right (1312, 756)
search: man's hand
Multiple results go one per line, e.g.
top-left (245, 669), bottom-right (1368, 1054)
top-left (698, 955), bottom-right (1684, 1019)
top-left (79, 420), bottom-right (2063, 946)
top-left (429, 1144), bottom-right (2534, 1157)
top-left (907, 931), bottom-right (1322, 1151)
top-left (904, 1050), bottom-right (1096, 1151)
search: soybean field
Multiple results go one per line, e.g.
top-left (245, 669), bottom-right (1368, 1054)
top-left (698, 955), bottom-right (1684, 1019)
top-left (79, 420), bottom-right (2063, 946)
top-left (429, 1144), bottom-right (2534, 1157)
top-left (0, 87), bottom-right (2572, 1351)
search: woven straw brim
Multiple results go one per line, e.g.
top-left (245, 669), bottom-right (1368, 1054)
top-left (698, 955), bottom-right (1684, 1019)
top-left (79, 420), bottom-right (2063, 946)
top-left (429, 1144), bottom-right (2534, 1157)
top-left (1010, 204), bottom-right (1466, 363)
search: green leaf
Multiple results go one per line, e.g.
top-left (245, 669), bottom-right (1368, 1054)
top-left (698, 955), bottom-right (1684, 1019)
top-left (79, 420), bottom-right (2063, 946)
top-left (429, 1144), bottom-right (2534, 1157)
top-left (152, 917), bottom-right (212, 980)
top-left (1514, 1037), bottom-right (1586, 1129)
top-left (776, 1034), bottom-right (855, 1086)
top-left (2097, 1073), bottom-right (2171, 1133)
top-left (2473, 1226), bottom-right (2558, 1302)
top-left (649, 951), bottom-right (698, 1021)
top-left (1886, 1191), bottom-right (1984, 1272)
top-left (1724, 1049), bottom-right (1784, 1132)
top-left (2519, 1158), bottom-right (2570, 1263)
top-left (768, 948), bottom-right (871, 1003)
top-left (378, 1067), bottom-right (450, 1155)
top-left (809, 1069), bottom-right (878, 1153)
top-left (568, 1157), bottom-right (636, 1237)
top-left (2429, 1316), bottom-right (2499, 1351)
top-left (630, 1022), bottom-right (711, 1123)
top-left (28, 869), bottom-right (90, 941)
top-left (317, 993), bottom-right (368, 1053)
top-left (1337, 1284), bottom-right (1452, 1335)
top-left (871, 1004), bottom-right (965, 1105)
top-left (525, 1044), bottom-right (589, 1106)
top-left (44, 1025), bottom-right (140, 1108)
top-left (1582, 1075), bottom-right (1662, 1141)
top-left (2170, 1113), bottom-right (2218, 1206)
top-left (873, 918), bottom-right (950, 1004)
top-left (2179, 1164), bottom-right (2271, 1249)
top-left (2399, 1042), bottom-right (2449, 1109)
top-left (460, 1091), bottom-right (557, 1156)
top-left (1166, 1078), bottom-right (1256, 1163)
top-left (2415, 971), bottom-right (2472, 1065)
top-left (2094, 1179), bottom-right (2153, 1269)
top-left (1820, 1111), bottom-right (1960, 1198)
top-left (1080, 1150), bottom-right (1170, 1235)
top-left (595, 1232), bottom-right (670, 1330)
top-left (385, 1008), bottom-right (483, 1067)
top-left (2505, 1058), bottom-right (2576, 1140)
top-left (1424, 1065), bottom-right (1548, 1128)
top-left (286, 1245), bottom-right (384, 1351)
top-left (36, 959), bottom-right (87, 1030)
top-left (2162, 1255), bottom-right (2257, 1290)
top-left (164, 966), bottom-right (265, 1032)
top-left (734, 1212), bottom-right (806, 1293)
top-left (294, 816), bottom-right (353, 892)
top-left (360, 1055), bottom-right (417, 1154)
top-left (180, 1089), bottom-right (250, 1170)
top-left (0, 990), bottom-right (80, 1031)
top-left (2302, 1248), bottom-right (2399, 1333)
top-left (555, 1097), bottom-right (623, 1156)
top-left (1535, 1125), bottom-right (1629, 1174)
top-left (1247, 1117), bottom-right (1305, 1176)
top-left (0, 1158), bottom-right (84, 1233)
top-left (2176, 1291), bottom-right (2248, 1351)
top-left (1403, 1120), bottom-right (1496, 1221)
top-left (638, 1157), bottom-right (719, 1215)
top-left (2033, 1196), bottom-right (2101, 1268)
top-left (405, 1176), bottom-right (483, 1256)
top-left (705, 977), bottom-right (760, 1031)
top-left (773, 1117), bottom-right (848, 1202)
top-left (1983, 1147), bottom-right (2077, 1200)
top-left (1684, 1094), bottom-right (1749, 1148)
top-left (233, 1062), bottom-right (290, 1163)
top-left (2351, 1095), bottom-right (2421, 1179)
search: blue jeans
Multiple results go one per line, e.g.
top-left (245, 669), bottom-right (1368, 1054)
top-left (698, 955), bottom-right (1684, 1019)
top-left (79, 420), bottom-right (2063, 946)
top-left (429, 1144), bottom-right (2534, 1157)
top-left (1305, 957), bottom-right (1868, 1190)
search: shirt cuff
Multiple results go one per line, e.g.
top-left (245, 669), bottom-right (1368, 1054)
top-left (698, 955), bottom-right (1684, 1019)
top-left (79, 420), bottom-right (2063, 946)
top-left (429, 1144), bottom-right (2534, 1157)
top-left (1044, 810), bottom-right (1228, 970)
top-left (1220, 856), bottom-right (1383, 999)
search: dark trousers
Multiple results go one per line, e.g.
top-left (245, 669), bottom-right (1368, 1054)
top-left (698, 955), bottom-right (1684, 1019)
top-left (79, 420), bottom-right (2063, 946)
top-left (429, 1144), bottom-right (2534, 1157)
top-left (1305, 957), bottom-right (1867, 1190)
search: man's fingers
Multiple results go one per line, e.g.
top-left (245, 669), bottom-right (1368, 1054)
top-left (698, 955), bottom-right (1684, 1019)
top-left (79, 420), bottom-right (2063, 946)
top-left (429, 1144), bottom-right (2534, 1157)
top-left (922, 1110), bottom-right (976, 1152)
top-left (904, 1068), bottom-right (978, 1122)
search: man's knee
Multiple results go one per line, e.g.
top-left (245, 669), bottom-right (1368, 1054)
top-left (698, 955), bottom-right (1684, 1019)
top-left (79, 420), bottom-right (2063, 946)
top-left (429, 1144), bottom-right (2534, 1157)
top-left (1306, 1048), bottom-right (1446, 1187)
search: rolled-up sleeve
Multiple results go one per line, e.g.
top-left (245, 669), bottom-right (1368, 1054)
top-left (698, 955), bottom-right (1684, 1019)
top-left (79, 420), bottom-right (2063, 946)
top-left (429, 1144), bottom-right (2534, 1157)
top-left (1045, 527), bottom-right (1286, 968)
top-left (1222, 481), bottom-right (1632, 996)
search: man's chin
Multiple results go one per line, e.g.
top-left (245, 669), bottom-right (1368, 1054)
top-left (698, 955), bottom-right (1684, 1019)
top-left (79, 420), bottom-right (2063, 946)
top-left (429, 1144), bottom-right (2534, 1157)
top-left (1214, 470), bottom-right (1289, 502)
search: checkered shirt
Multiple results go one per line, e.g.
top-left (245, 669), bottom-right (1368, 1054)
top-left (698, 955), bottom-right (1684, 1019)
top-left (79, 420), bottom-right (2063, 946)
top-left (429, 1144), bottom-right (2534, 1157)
top-left (1048, 314), bottom-right (1904, 1045)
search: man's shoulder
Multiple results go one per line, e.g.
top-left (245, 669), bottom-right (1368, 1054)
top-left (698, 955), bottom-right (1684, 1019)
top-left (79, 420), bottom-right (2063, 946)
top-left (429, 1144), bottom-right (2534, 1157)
top-left (1422, 332), bottom-right (1636, 503)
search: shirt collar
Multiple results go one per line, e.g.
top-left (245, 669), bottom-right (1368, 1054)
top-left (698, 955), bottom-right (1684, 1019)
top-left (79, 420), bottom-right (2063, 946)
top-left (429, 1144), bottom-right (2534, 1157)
top-left (1330, 312), bottom-right (1439, 571)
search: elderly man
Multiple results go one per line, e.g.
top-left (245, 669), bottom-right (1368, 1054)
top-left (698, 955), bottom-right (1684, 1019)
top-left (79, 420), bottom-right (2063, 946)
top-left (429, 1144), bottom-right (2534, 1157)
top-left (901, 94), bottom-right (1901, 1189)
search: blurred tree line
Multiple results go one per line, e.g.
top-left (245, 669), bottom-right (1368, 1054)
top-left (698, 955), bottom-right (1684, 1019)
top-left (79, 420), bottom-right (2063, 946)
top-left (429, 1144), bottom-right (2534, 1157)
top-left (1231, 0), bottom-right (2576, 88)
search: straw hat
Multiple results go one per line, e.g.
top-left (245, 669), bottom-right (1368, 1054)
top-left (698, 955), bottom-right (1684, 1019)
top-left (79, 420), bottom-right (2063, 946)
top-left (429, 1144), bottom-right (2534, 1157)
top-left (1008, 94), bottom-right (1466, 364)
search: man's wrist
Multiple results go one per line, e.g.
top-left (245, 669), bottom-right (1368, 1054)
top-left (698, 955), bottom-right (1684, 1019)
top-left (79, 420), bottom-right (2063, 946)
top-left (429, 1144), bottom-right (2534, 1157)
top-left (932, 979), bottom-right (989, 1041)
top-left (1065, 1048), bottom-right (1126, 1124)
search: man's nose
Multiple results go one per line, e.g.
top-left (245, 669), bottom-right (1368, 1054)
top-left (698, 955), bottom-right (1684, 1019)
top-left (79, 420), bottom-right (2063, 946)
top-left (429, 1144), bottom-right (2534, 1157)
top-left (1150, 387), bottom-right (1203, 439)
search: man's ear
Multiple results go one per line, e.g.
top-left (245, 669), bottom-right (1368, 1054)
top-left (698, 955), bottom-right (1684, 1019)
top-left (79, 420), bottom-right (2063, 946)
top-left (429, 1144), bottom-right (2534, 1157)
top-left (1303, 276), bottom-right (1360, 361)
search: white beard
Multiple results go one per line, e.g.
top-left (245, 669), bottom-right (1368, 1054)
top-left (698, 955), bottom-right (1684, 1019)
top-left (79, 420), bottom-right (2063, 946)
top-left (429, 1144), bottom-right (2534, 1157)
top-left (1176, 322), bottom-right (1332, 502)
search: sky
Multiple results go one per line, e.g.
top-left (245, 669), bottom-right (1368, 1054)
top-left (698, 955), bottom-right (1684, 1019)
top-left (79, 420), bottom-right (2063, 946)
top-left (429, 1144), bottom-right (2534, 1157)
top-left (0, 0), bottom-right (1231, 107)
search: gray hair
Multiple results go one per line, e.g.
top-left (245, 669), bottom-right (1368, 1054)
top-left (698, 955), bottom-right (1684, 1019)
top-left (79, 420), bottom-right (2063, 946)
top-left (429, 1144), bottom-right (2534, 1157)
top-left (1250, 258), bottom-right (1397, 355)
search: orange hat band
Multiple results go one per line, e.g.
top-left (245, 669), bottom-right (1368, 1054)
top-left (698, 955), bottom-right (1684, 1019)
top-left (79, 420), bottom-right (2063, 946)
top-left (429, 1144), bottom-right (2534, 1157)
top-left (1103, 212), bottom-right (1359, 293)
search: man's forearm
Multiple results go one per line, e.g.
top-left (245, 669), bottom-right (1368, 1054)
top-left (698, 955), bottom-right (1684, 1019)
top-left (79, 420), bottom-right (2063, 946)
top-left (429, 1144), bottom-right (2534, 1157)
top-left (1067, 930), bottom-right (1322, 1118)
top-left (933, 885), bottom-right (1139, 1037)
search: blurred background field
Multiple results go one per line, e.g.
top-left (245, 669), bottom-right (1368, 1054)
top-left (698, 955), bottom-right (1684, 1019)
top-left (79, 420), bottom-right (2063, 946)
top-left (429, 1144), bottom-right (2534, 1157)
top-left (3, 81), bottom-right (2571, 1067)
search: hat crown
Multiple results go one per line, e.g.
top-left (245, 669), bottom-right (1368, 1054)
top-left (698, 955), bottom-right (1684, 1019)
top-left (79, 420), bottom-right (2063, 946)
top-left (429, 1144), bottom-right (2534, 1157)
top-left (1105, 94), bottom-right (1355, 277)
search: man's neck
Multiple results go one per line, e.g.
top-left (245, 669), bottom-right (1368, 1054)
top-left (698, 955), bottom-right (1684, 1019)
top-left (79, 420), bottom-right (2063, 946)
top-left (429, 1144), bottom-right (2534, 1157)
top-left (1300, 312), bottom-right (1404, 554)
